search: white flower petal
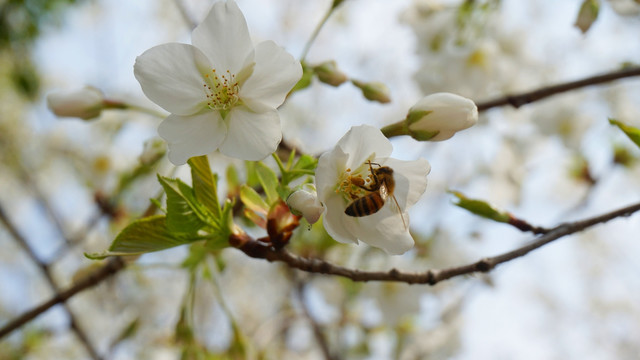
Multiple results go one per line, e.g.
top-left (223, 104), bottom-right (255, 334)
top-left (134, 43), bottom-right (211, 116)
top-left (322, 194), bottom-right (359, 244)
top-left (353, 210), bottom-right (414, 255)
top-left (381, 158), bottom-right (430, 209)
top-left (191, 0), bottom-right (253, 75)
top-left (240, 41), bottom-right (302, 110)
top-left (316, 147), bottom-right (349, 200)
top-left (158, 112), bottom-right (227, 165)
top-left (337, 125), bottom-right (393, 169)
top-left (219, 106), bottom-right (281, 160)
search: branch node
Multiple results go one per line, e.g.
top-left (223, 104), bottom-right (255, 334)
top-left (476, 258), bottom-right (493, 272)
top-left (426, 270), bottom-right (437, 285)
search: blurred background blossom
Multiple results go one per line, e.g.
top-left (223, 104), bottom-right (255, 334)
top-left (1, 0), bottom-right (640, 359)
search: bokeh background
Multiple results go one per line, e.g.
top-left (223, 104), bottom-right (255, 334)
top-left (1, 0), bottom-right (640, 358)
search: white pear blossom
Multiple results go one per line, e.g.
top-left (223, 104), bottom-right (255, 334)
top-left (406, 92), bottom-right (478, 141)
top-left (287, 187), bottom-right (324, 224)
top-left (315, 125), bottom-right (430, 255)
top-left (134, 0), bottom-right (302, 165)
top-left (47, 86), bottom-right (105, 120)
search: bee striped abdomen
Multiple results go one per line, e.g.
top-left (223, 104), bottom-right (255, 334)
top-left (345, 192), bottom-right (385, 217)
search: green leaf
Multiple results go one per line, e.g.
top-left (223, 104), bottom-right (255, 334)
top-left (450, 191), bottom-right (511, 223)
top-left (281, 154), bottom-right (317, 185)
top-left (293, 154), bottom-right (318, 172)
top-left (240, 185), bottom-right (269, 215)
top-left (575, 0), bottom-right (600, 34)
top-left (158, 176), bottom-right (208, 234)
top-left (188, 156), bottom-right (221, 217)
top-left (203, 199), bottom-right (234, 250)
top-left (609, 118), bottom-right (640, 149)
top-left (85, 215), bottom-right (202, 258)
top-left (245, 161), bottom-right (260, 188)
top-left (109, 318), bottom-right (140, 350)
top-left (255, 162), bottom-right (280, 204)
top-left (286, 148), bottom-right (297, 169)
top-left (226, 164), bottom-right (241, 196)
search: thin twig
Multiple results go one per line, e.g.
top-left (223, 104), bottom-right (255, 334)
top-left (291, 273), bottom-right (338, 360)
top-left (234, 201), bottom-right (640, 284)
top-left (0, 203), bottom-right (103, 359)
top-left (172, 0), bottom-right (197, 30)
top-left (0, 256), bottom-right (125, 339)
top-left (3, 197), bottom-right (639, 340)
top-left (0, 199), bottom-right (160, 340)
top-left (300, 1), bottom-right (343, 61)
top-left (476, 66), bottom-right (640, 112)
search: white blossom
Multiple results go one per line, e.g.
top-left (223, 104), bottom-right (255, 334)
top-left (315, 125), bottom-right (430, 255)
top-left (134, 0), bottom-right (302, 165)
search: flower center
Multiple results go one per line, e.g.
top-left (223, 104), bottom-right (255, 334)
top-left (203, 69), bottom-right (240, 111)
top-left (335, 163), bottom-right (375, 202)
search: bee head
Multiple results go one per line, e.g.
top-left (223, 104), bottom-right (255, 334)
top-left (374, 166), bottom-right (393, 176)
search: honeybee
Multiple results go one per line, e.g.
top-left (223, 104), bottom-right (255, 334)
top-left (344, 161), bottom-right (406, 228)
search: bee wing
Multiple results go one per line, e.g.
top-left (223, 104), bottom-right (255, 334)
top-left (379, 182), bottom-right (389, 201)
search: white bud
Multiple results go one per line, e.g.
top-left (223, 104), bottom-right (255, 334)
top-left (286, 189), bottom-right (324, 224)
top-left (46, 86), bottom-right (105, 120)
top-left (406, 92), bottom-right (478, 141)
top-left (609, 0), bottom-right (640, 16)
top-left (139, 138), bottom-right (167, 165)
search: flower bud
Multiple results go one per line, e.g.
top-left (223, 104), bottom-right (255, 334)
top-left (139, 138), bottom-right (167, 166)
top-left (286, 189), bottom-right (324, 224)
top-left (609, 0), bottom-right (640, 16)
top-left (405, 92), bottom-right (478, 141)
top-left (351, 80), bottom-right (391, 103)
top-left (314, 60), bottom-right (348, 87)
top-left (46, 86), bottom-right (105, 120)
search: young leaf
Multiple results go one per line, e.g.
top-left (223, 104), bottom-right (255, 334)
top-left (609, 118), bottom-right (640, 149)
top-left (255, 162), bottom-right (279, 204)
top-left (293, 154), bottom-right (318, 172)
top-left (206, 200), bottom-right (234, 249)
top-left (188, 156), bottom-right (221, 217)
top-left (575, 0), bottom-right (600, 34)
top-left (226, 164), bottom-right (241, 197)
top-left (240, 185), bottom-right (269, 216)
top-left (450, 191), bottom-right (511, 223)
top-left (86, 215), bottom-right (201, 258)
top-left (158, 176), bottom-right (208, 234)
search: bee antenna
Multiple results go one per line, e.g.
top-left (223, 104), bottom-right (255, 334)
top-left (391, 195), bottom-right (407, 229)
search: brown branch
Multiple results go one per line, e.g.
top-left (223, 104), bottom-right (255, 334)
top-left (0, 257), bottom-right (125, 340)
top-left (0, 203), bottom-right (102, 359)
top-left (476, 66), bottom-right (640, 112)
top-left (0, 197), bottom-right (159, 340)
top-left (234, 201), bottom-right (640, 284)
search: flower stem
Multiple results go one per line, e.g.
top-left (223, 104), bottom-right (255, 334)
top-left (380, 120), bottom-right (408, 138)
top-left (300, 2), bottom-right (341, 61)
top-left (103, 99), bottom-right (167, 119)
